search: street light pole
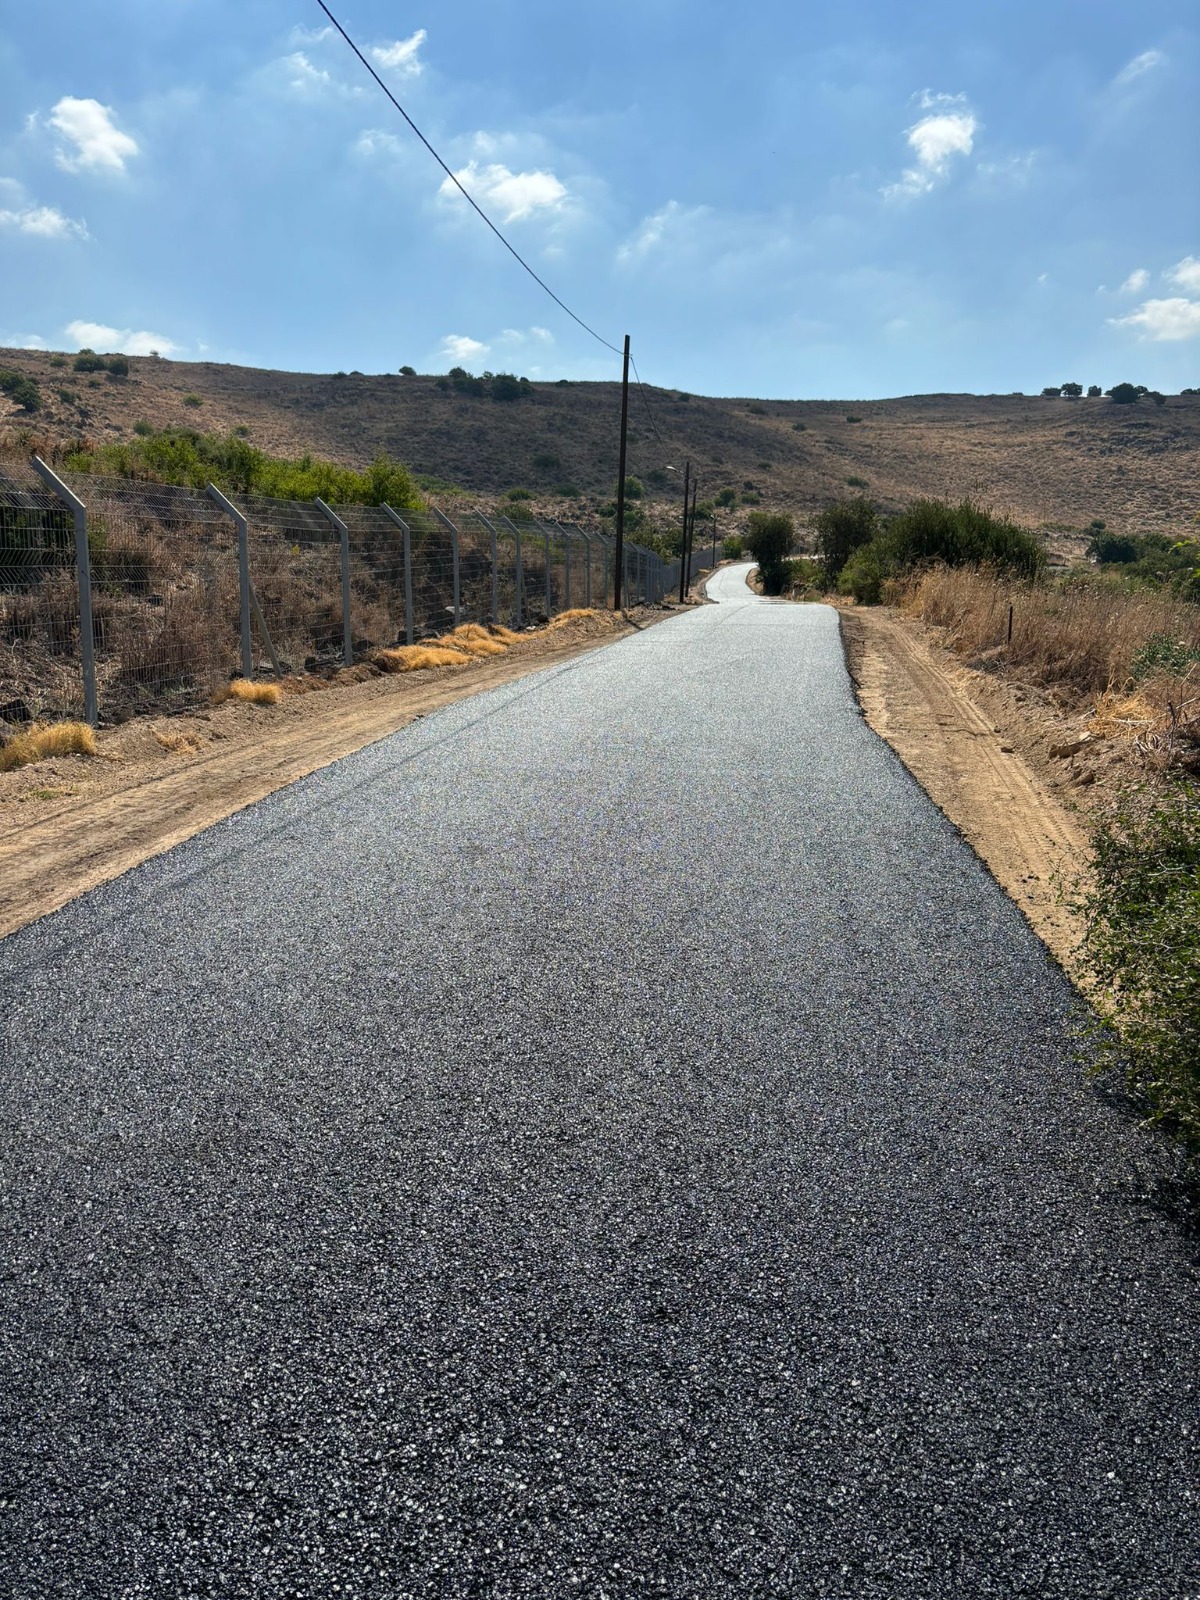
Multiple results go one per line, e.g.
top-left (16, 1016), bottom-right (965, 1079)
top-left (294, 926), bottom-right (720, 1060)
top-left (676, 459), bottom-right (691, 603)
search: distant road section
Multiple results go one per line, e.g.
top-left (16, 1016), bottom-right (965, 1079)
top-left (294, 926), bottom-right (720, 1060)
top-left (1, 576), bottom-right (1196, 1597)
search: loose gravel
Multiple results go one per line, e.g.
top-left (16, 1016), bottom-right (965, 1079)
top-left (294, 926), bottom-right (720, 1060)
top-left (1, 565), bottom-right (1196, 1598)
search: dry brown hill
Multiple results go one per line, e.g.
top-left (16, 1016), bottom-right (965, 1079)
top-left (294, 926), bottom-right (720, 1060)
top-left (2, 346), bottom-right (1197, 557)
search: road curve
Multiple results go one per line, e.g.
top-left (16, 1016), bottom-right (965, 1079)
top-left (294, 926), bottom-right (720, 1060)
top-left (1, 584), bottom-right (1196, 1598)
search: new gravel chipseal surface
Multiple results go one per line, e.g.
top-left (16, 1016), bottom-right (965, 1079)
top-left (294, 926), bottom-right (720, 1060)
top-left (2, 563), bottom-right (1197, 1597)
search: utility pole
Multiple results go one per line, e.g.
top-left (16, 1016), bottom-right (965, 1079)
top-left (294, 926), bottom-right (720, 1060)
top-left (612, 333), bottom-right (631, 610)
top-left (685, 477), bottom-right (698, 594)
top-left (676, 459), bottom-right (691, 603)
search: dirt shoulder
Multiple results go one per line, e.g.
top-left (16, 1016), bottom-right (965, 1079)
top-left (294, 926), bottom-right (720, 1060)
top-left (839, 605), bottom-right (1094, 974)
top-left (0, 612), bottom-right (660, 940)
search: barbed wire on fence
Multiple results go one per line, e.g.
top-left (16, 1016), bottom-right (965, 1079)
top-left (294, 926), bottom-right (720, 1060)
top-left (0, 465), bottom-right (716, 725)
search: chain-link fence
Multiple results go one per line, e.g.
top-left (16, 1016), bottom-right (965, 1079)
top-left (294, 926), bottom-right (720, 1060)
top-left (1, 461), bottom-right (686, 725)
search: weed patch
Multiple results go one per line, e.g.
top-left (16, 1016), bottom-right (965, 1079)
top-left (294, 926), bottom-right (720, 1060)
top-left (213, 679), bottom-right (281, 706)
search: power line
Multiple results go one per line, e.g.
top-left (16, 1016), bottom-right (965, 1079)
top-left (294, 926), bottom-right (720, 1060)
top-left (315, 0), bottom-right (623, 357)
top-left (627, 351), bottom-right (667, 447)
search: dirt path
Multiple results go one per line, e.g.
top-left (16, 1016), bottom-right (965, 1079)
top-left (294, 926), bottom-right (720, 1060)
top-left (0, 617), bottom-right (651, 940)
top-left (839, 607), bottom-right (1089, 972)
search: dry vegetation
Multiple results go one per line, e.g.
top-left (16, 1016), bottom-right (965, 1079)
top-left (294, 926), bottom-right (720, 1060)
top-left (0, 720), bottom-right (96, 772)
top-left (901, 567), bottom-right (1200, 772)
top-left (3, 346), bottom-right (1198, 558)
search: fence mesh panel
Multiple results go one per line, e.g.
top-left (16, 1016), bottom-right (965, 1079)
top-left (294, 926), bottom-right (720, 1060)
top-left (60, 471), bottom-right (238, 716)
top-left (0, 464), bottom-right (82, 720)
top-left (3, 470), bottom-right (670, 723)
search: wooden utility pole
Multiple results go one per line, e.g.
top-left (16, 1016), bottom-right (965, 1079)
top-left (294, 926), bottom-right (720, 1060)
top-left (612, 334), bottom-right (631, 610)
top-left (676, 459), bottom-right (691, 603)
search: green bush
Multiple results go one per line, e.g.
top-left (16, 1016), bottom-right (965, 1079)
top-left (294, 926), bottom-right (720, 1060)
top-left (0, 369), bottom-right (42, 413)
top-left (1081, 786), bottom-right (1200, 1144)
top-left (741, 491), bottom-right (761, 506)
top-left (105, 356), bottom-right (130, 379)
top-left (813, 496), bottom-right (878, 580)
top-left (399, 364), bottom-right (416, 376)
top-left (132, 419), bottom-right (154, 436)
top-left (845, 475), bottom-right (869, 489)
top-left (722, 534), bottom-right (744, 560)
top-left (1090, 530), bottom-right (1200, 595)
top-left (49, 354), bottom-right (66, 369)
top-left (747, 403), bottom-right (767, 416)
top-left (845, 414), bottom-right (863, 423)
top-left (1130, 634), bottom-right (1200, 681)
top-left (555, 484), bottom-right (580, 499)
top-left (715, 487), bottom-right (737, 508)
top-left (490, 371), bottom-right (532, 402)
top-left (73, 350), bottom-right (128, 377)
top-left (792, 421), bottom-right (807, 432)
top-left (838, 542), bottom-right (891, 604)
top-left (532, 452), bottom-right (560, 473)
top-left (1107, 382), bottom-right (1142, 405)
top-left (783, 556), bottom-right (827, 595)
top-left (64, 428), bottom-right (423, 507)
top-left (505, 487), bottom-right (533, 501)
top-left (744, 511), bottom-right (794, 594)
top-left (182, 394), bottom-right (203, 408)
top-left (835, 498), bottom-right (1046, 603)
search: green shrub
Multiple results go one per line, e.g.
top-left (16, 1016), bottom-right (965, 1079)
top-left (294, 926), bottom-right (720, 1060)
top-left (57, 388), bottom-right (78, 406)
top-left (64, 429), bottom-right (423, 508)
top-left (490, 371), bottom-right (532, 402)
top-left (399, 365), bottom-right (416, 376)
top-left (49, 354), bottom-right (66, 369)
top-left (846, 413), bottom-right (863, 423)
top-left (1130, 634), bottom-right (1200, 682)
top-left (105, 356), bottom-right (130, 379)
top-left (73, 350), bottom-right (127, 377)
top-left (792, 421), bottom-right (807, 432)
top-left (838, 542), bottom-right (891, 604)
top-left (715, 487), bottom-right (737, 508)
top-left (722, 534), bottom-right (744, 560)
top-left (506, 487), bottom-right (533, 501)
top-left (555, 484), bottom-right (580, 498)
top-left (845, 475), bottom-right (869, 489)
top-left (132, 419), bottom-right (154, 436)
top-left (182, 394), bottom-right (203, 408)
top-left (813, 496), bottom-right (878, 580)
top-left (741, 491), bottom-right (761, 506)
top-left (745, 511), bottom-right (794, 594)
top-left (1081, 786), bottom-right (1200, 1144)
top-left (747, 403), bottom-right (767, 416)
top-left (783, 556), bottom-right (827, 595)
top-left (624, 477), bottom-right (644, 500)
top-left (1107, 382), bottom-right (1142, 405)
top-left (0, 368), bottom-right (42, 413)
top-left (835, 498), bottom-right (1046, 603)
top-left (532, 452), bottom-right (560, 473)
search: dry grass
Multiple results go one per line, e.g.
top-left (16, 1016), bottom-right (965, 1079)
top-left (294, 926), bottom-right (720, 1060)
top-left (905, 567), bottom-right (1200, 701)
top-left (545, 607), bottom-right (601, 630)
top-left (212, 678), bottom-right (282, 706)
top-left (0, 720), bottom-right (97, 772)
top-left (373, 644), bottom-right (473, 674)
top-left (438, 623), bottom-right (509, 657)
top-left (154, 729), bottom-right (202, 754)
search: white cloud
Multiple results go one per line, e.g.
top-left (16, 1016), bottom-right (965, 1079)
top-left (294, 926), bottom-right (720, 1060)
top-left (1110, 297), bottom-right (1200, 342)
top-left (371, 30), bottom-right (426, 76)
top-left (0, 332), bottom-right (48, 350)
top-left (0, 201), bottom-right (87, 240)
top-left (65, 319), bottom-right (181, 356)
top-left (283, 52), bottom-right (333, 92)
top-left (498, 326), bottom-right (554, 347)
top-left (618, 200), bottom-right (710, 262)
top-left (884, 93), bottom-right (977, 198)
top-left (1114, 49), bottom-right (1165, 86)
top-left (355, 129), bottom-right (406, 160)
top-left (1166, 256), bottom-right (1200, 294)
top-left (49, 97), bottom-right (138, 175)
top-left (1120, 268), bottom-right (1149, 294)
top-left (440, 333), bottom-right (489, 363)
top-left (438, 160), bottom-right (566, 223)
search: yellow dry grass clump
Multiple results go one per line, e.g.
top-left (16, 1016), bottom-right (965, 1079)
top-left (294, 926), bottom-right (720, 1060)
top-left (545, 607), bottom-right (601, 631)
top-left (374, 644), bottom-right (474, 674)
top-left (0, 720), bottom-right (97, 772)
top-left (438, 623), bottom-right (509, 657)
top-left (213, 678), bottom-right (282, 706)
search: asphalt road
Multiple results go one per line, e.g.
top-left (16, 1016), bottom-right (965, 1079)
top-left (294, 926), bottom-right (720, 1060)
top-left (2, 569), bottom-right (1197, 1598)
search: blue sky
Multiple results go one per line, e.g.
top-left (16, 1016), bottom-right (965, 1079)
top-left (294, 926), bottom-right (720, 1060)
top-left (1, 1), bottom-right (1197, 397)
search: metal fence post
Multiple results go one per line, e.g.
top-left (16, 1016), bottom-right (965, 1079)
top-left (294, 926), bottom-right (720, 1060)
top-left (543, 523), bottom-right (552, 617)
top-left (432, 508), bottom-right (461, 626)
top-left (205, 482), bottom-right (254, 679)
top-left (315, 498), bottom-right (352, 666)
top-left (500, 515), bottom-right (524, 627)
top-left (380, 505), bottom-right (413, 644)
top-left (578, 528), bottom-right (592, 608)
top-left (562, 526), bottom-right (571, 609)
top-left (31, 455), bottom-right (98, 725)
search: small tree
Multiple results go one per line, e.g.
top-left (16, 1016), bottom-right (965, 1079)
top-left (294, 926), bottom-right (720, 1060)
top-left (1061, 381), bottom-right (1083, 398)
top-left (1087, 385), bottom-right (1102, 398)
top-left (813, 496), bottom-right (877, 580)
top-left (399, 364), bottom-right (416, 376)
top-left (745, 511), bottom-right (794, 594)
top-left (1107, 382), bottom-right (1140, 404)
top-left (1042, 385), bottom-right (1063, 398)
